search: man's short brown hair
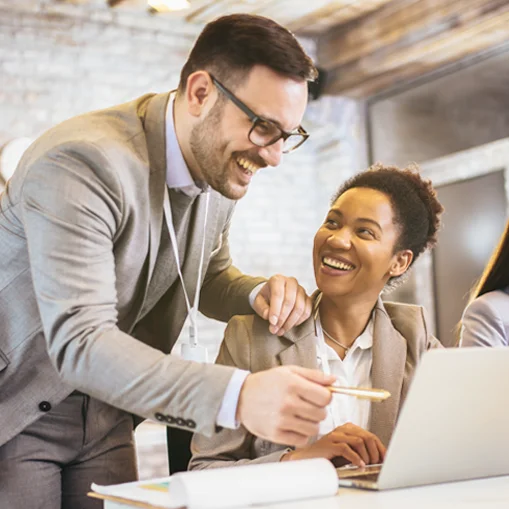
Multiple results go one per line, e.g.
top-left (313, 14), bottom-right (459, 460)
top-left (178, 14), bottom-right (318, 92)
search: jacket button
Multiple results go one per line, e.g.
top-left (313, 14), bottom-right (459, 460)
top-left (155, 412), bottom-right (166, 422)
top-left (186, 419), bottom-right (196, 429)
top-left (39, 401), bottom-right (52, 412)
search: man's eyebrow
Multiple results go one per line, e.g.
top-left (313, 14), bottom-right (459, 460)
top-left (258, 113), bottom-right (301, 133)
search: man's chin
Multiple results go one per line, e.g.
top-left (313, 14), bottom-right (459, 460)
top-left (210, 180), bottom-right (249, 201)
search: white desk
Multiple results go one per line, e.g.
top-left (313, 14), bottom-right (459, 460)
top-left (99, 475), bottom-right (509, 509)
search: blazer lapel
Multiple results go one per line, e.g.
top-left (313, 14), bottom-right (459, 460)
top-left (126, 92), bottom-right (168, 331)
top-left (277, 315), bottom-right (319, 370)
top-left (369, 298), bottom-right (408, 446)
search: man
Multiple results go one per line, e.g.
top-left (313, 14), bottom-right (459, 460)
top-left (0, 13), bottom-right (334, 509)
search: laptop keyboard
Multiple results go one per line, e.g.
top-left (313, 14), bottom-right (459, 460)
top-left (337, 464), bottom-right (382, 483)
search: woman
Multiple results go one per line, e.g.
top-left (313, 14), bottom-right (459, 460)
top-left (189, 164), bottom-right (444, 470)
top-left (460, 220), bottom-right (509, 347)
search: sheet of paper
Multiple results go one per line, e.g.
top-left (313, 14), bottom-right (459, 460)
top-left (91, 477), bottom-right (179, 508)
top-left (92, 458), bottom-right (338, 509)
top-left (170, 458), bottom-right (338, 509)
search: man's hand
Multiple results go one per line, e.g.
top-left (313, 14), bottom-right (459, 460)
top-left (236, 366), bottom-right (335, 447)
top-left (252, 275), bottom-right (312, 336)
top-left (281, 422), bottom-right (386, 467)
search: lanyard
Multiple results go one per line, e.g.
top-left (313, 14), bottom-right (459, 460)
top-left (163, 186), bottom-right (210, 347)
top-left (313, 295), bottom-right (344, 429)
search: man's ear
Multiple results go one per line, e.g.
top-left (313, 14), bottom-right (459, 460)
top-left (185, 71), bottom-right (216, 117)
top-left (388, 249), bottom-right (413, 278)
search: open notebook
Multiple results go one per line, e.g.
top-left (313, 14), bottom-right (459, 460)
top-left (90, 458), bottom-right (338, 509)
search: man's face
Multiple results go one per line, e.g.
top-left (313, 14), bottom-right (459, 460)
top-left (189, 65), bottom-right (308, 200)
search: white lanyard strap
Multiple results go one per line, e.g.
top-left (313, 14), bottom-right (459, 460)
top-left (314, 313), bottom-right (344, 429)
top-left (163, 186), bottom-right (210, 346)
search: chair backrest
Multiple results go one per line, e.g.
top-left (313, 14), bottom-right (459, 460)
top-left (167, 426), bottom-right (193, 474)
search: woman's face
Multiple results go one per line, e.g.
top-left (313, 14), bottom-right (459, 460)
top-left (313, 187), bottom-right (412, 301)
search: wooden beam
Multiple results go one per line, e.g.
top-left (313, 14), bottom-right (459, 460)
top-left (317, 0), bottom-right (509, 97)
top-left (107, 0), bottom-right (128, 7)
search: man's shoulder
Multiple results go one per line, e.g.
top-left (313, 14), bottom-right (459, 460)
top-left (45, 94), bottom-right (155, 150)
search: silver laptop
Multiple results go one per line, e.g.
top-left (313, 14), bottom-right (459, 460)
top-left (337, 347), bottom-right (509, 490)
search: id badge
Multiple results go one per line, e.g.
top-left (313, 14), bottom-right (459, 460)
top-left (181, 343), bottom-right (209, 363)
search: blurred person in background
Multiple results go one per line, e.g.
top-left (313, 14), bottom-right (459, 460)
top-left (460, 219), bottom-right (509, 347)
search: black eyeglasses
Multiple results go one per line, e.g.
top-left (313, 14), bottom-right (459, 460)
top-left (210, 75), bottom-right (309, 154)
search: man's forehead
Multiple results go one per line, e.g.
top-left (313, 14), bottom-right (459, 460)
top-left (236, 66), bottom-right (308, 130)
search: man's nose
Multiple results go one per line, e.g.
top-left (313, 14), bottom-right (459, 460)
top-left (258, 139), bottom-right (284, 168)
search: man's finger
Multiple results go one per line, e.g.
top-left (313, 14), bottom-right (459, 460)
top-left (279, 414), bottom-right (320, 439)
top-left (294, 293), bottom-right (313, 326)
top-left (253, 291), bottom-right (270, 321)
top-left (266, 277), bottom-right (285, 329)
top-left (274, 302), bottom-right (305, 336)
top-left (289, 365), bottom-right (336, 387)
top-left (271, 277), bottom-right (298, 333)
top-left (289, 368), bottom-right (335, 407)
top-left (292, 397), bottom-right (328, 423)
top-left (274, 285), bottom-right (310, 335)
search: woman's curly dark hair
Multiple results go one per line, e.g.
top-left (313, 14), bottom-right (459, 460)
top-left (331, 163), bottom-right (444, 288)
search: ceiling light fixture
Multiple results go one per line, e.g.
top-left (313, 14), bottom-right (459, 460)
top-left (148, 0), bottom-right (190, 12)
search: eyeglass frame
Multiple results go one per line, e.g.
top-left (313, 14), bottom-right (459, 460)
top-left (209, 74), bottom-right (310, 154)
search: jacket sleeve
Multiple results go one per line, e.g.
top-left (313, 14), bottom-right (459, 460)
top-left (189, 316), bottom-right (289, 470)
top-left (20, 142), bottom-right (235, 437)
top-left (199, 205), bottom-right (266, 322)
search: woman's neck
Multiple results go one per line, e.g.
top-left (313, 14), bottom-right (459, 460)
top-left (318, 294), bottom-right (377, 350)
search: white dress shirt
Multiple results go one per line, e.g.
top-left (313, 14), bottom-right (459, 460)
top-left (315, 316), bottom-right (374, 437)
top-left (165, 96), bottom-right (251, 429)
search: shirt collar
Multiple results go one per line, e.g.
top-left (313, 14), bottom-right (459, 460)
top-left (313, 291), bottom-right (374, 352)
top-left (165, 94), bottom-right (207, 198)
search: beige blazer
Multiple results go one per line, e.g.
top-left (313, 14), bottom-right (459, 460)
top-left (0, 92), bottom-right (264, 446)
top-left (190, 297), bottom-right (442, 470)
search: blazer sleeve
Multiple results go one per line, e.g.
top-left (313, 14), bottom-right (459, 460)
top-left (20, 142), bottom-right (235, 437)
top-left (189, 316), bottom-right (290, 470)
top-left (199, 205), bottom-right (266, 322)
top-left (460, 297), bottom-right (508, 348)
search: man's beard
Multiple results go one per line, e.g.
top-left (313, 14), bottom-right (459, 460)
top-left (189, 104), bottom-right (243, 200)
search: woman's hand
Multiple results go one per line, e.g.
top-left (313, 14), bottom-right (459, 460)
top-left (281, 422), bottom-right (386, 467)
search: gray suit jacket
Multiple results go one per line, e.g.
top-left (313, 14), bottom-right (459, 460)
top-left (0, 92), bottom-right (264, 446)
top-left (190, 297), bottom-right (442, 470)
top-left (460, 288), bottom-right (509, 348)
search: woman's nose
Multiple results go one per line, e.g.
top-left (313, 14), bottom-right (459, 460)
top-left (327, 228), bottom-right (351, 249)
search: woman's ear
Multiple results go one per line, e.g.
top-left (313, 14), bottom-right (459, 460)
top-left (388, 249), bottom-right (413, 277)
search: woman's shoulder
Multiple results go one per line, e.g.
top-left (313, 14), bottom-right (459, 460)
top-left (380, 300), bottom-right (428, 329)
top-left (464, 289), bottom-right (509, 323)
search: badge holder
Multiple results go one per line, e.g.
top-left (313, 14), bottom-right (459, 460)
top-left (181, 342), bottom-right (209, 363)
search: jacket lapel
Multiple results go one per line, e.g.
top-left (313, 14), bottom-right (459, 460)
top-left (369, 298), bottom-right (408, 446)
top-left (277, 309), bottom-right (319, 370)
top-left (125, 92), bottom-right (168, 332)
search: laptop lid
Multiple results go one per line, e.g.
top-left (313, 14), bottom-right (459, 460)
top-left (376, 347), bottom-right (509, 490)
